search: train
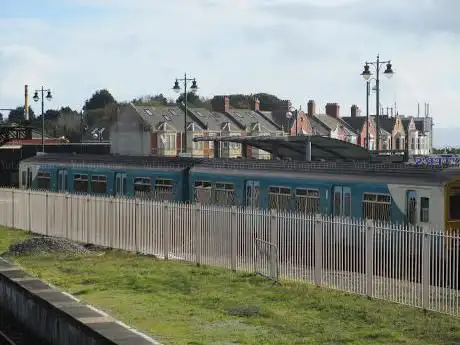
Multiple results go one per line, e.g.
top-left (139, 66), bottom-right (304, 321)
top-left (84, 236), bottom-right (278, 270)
top-left (18, 153), bottom-right (460, 233)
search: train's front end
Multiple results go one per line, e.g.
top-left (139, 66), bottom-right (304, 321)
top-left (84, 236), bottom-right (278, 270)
top-left (445, 180), bottom-right (460, 240)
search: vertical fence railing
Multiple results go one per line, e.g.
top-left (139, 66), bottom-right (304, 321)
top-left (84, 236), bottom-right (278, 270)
top-left (0, 188), bottom-right (458, 317)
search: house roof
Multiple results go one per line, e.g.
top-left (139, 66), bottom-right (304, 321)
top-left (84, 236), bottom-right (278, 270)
top-left (186, 107), bottom-right (239, 131)
top-left (313, 114), bottom-right (357, 136)
top-left (308, 116), bottom-right (330, 136)
top-left (227, 109), bottom-right (281, 132)
top-left (258, 110), bottom-right (291, 131)
top-left (341, 116), bottom-right (367, 132)
top-left (132, 104), bottom-right (187, 131)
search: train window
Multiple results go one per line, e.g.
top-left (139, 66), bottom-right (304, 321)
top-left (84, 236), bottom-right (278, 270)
top-left (406, 191), bottom-right (417, 225)
top-left (74, 174), bottom-right (89, 193)
top-left (268, 186), bottom-right (291, 211)
top-left (194, 181), bottom-right (212, 204)
top-left (154, 179), bottom-right (173, 200)
top-left (344, 190), bottom-right (351, 217)
top-left (214, 182), bottom-right (235, 206)
top-left (21, 171), bottom-right (26, 187)
top-left (134, 177), bottom-right (152, 198)
top-left (449, 187), bottom-right (460, 220)
top-left (420, 197), bottom-right (429, 223)
top-left (295, 188), bottom-right (320, 214)
top-left (91, 175), bottom-right (107, 194)
top-left (362, 193), bottom-right (391, 221)
top-left (37, 172), bottom-right (51, 190)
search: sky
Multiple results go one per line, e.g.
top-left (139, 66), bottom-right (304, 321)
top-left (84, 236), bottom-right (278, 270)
top-left (0, 0), bottom-right (458, 129)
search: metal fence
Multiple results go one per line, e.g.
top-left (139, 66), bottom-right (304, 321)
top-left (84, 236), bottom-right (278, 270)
top-left (0, 188), bottom-right (458, 317)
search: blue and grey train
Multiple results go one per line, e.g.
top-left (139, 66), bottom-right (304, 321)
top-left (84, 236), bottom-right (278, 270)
top-left (18, 153), bottom-right (460, 234)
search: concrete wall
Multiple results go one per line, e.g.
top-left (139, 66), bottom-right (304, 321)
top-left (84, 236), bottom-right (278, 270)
top-left (0, 258), bottom-right (159, 345)
top-left (110, 107), bottom-right (151, 156)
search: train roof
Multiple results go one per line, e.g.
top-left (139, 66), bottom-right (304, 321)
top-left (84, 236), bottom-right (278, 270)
top-left (19, 153), bottom-right (460, 184)
top-left (19, 153), bottom-right (202, 171)
top-left (191, 158), bottom-right (460, 185)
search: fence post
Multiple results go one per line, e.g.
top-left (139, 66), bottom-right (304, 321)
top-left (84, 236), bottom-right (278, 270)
top-left (45, 192), bottom-right (49, 236)
top-left (65, 194), bottom-right (69, 239)
top-left (365, 220), bottom-right (374, 298)
top-left (163, 201), bottom-right (170, 260)
top-left (314, 215), bottom-right (323, 286)
top-left (11, 189), bottom-right (15, 229)
top-left (134, 200), bottom-right (139, 253)
top-left (86, 197), bottom-right (90, 243)
top-left (421, 232), bottom-right (431, 311)
top-left (28, 190), bottom-right (31, 232)
top-left (194, 203), bottom-right (202, 266)
top-left (230, 206), bottom-right (237, 271)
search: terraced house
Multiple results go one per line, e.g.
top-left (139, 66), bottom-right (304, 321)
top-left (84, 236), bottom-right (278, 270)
top-left (110, 96), bottom-right (285, 158)
top-left (306, 100), bottom-right (358, 144)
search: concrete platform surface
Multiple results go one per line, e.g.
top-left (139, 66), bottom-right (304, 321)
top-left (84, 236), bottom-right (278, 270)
top-left (0, 257), bottom-right (161, 345)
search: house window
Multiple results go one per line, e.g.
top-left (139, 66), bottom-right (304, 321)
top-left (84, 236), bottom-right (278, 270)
top-left (268, 186), bottom-right (291, 211)
top-left (37, 172), bottom-right (51, 190)
top-left (134, 177), bottom-right (152, 198)
top-left (74, 174), bottom-right (89, 193)
top-left (420, 197), bottom-right (429, 223)
top-left (362, 193), bottom-right (391, 221)
top-left (159, 134), bottom-right (176, 150)
top-left (91, 175), bottom-right (107, 194)
top-left (295, 188), bottom-right (320, 214)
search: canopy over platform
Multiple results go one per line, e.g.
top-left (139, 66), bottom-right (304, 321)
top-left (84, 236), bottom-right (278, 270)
top-left (193, 135), bottom-right (407, 162)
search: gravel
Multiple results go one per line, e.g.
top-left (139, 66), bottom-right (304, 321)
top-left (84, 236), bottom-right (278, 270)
top-left (3, 236), bottom-right (91, 256)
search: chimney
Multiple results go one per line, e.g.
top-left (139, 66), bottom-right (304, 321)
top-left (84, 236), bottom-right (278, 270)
top-left (325, 103), bottom-right (340, 118)
top-left (251, 97), bottom-right (260, 111)
top-left (307, 100), bottom-right (315, 117)
top-left (211, 95), bottom-right (230, 113)
top-left (278, 100), bottom-right (290, 112)
top-left (350, 104), bottom-right (358, 117)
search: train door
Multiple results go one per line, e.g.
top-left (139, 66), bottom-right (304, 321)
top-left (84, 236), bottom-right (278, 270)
top-left (332, 186), bottom-right (351, 217)
top-left (245, 180), bottom-right (260, 208)
top-left (406, 190), bottom-right (417, 225)
top-left (27, 168), bottom-right (32, 189)
top-left (57, 170), bottom-right (68, 192)
top-left (115, 173), bottom-right (127, 196)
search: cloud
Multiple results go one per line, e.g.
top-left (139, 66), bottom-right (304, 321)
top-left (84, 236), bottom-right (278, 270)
top-left (0, 0), bottom-right (458, 134)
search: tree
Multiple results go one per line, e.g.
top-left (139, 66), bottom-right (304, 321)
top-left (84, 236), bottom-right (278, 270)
top-left (7, 106), bottom-right (35, 123)
top-left (225, 93), bottom-right (283, 111)
top-left (83, 89), bottom-right (116, 111)
top-left (132, 93), bottom-right (169, 106)
top-left (44, 109), bottom-right (61, 121)
top-left (176, 92), bottom-right (211, 109)
top-left (0, 112), bottom-right (3, 123)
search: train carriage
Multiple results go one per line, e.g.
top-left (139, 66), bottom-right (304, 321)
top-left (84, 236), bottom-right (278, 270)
top-left (18, 153), bottom-right (198, 202)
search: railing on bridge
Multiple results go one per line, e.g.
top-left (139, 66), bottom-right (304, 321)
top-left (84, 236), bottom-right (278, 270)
top-left (0, 188), bottom-right (458, 317)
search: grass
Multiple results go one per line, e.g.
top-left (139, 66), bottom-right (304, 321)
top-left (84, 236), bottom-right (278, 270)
top-left (1, 227), bottom-right (460, 345)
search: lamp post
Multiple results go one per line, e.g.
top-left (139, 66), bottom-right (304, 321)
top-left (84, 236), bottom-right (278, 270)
top-left (361, 55), bottom-right (394, 152)
top-left (364, 78), bottom-right (377, 150)
top-left (172, 73), bottom-right (198, 155)
top-left (285, 106), bottom-right (298, 135)
top-left (33, 87), bottom-right (52, 153)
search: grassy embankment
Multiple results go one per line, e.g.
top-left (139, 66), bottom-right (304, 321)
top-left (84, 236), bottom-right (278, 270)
top-left (0, 227), bottom-right (459, 345)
